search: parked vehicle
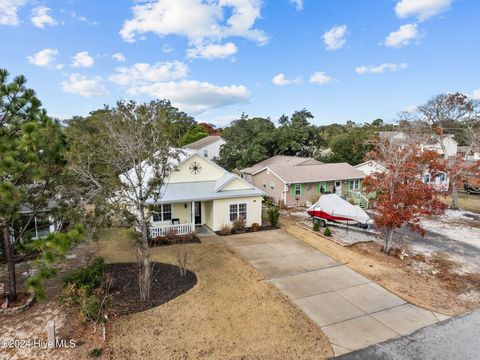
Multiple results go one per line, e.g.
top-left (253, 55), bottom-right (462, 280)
top-left (307, 194), bottom-right (373, 229)
top-left (464, 182), bottom-right (480, 195)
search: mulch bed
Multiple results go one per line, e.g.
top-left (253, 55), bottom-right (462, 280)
top-left (105, 262), bottom-right (197, 315)
top-left (150, 235), bottom-right (201, 247)
top-left (215, 225), bottom-right (278, 236)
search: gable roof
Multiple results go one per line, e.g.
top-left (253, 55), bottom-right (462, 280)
top-left (260, 163), bottom-right (365, 184)
top-left (241, 155), bottom-right (322, 174)
top-left (183, 135), bottom-right (223, 150)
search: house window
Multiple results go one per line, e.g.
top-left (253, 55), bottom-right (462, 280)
top-left (151, 204), bottom-right (172, 222)
top-left (203, 149), bottom-right (208, 158)
top-left (294, 184), bottom-right (302, 196)
top-left (349, 179), bottom-right (360, 190)
top-left (230, 203), bottom-right (247, 222)
top-left (270, 181), bottom-right (275, 190)
top-left (423, 174), bottom-right (431, 183)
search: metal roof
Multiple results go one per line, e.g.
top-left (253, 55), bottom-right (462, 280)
top-left (183, 136), bottom-right (223, 150)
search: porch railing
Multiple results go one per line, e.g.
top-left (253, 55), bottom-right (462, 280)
top-left (346, 190), bottom-right (370, 209)
top-left (149, 223), bottom-right (195, 238)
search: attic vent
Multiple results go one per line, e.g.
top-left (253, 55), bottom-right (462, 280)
top-left (267, 169), bottom-right (270, 175)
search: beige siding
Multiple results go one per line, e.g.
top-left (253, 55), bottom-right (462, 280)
top-left (250, 170), bottom-right (286, 204)
top-left (286, 180), bottom-right (360, 207)
top-left (212, 196), bottom-right (263, 231)
top-left (168, 154), bottom-right (224, 183)
top-left (220, 178), bottom-right (253, 191)
top-left (204, 201), bottom-right (213, 228)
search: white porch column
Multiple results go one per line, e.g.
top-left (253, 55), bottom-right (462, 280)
top-left (191, 201), bottom-right (194, 224)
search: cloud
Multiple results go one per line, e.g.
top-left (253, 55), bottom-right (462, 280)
top-left (385, 23), bottom-right (421, 48)
top-left (31, 6), bottom-right (57, 29)
top-left (109, 61), bottom-right (188, 86)
top-left (309, 71), bottom-right (332, 84)
top-left (472, 89), bottom-right (480, 100)
top-left (186, 42), bottom-right (237, 59)
top-left (112, 53), bottom-right (126, 62)
top-left (272, 73), bottom-right (301, 86)
top-left (71, 51), bottom-right (94, 68)
top-left (322, 25), bottom-right (348, 51)
top-left (27, 48), bottom-right (59, 67)
top-left (60, 74), bottom-right (109, 97)
top-left (402, 104), bottom-right (417, 112)
top-left (0, 0), bottom-right (26, 25)
top-left (395, 0), bottom-right (451, 21)
top-left (355, 63), bottom-right (408, 74)
top-left (120, 0), bottom-right (267, 58)
top-left (290, 0), bottom-right (303, 11)
top-left (129, 80), bottom-right (250, 114)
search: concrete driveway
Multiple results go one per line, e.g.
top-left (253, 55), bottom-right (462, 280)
top-left (225, 229), bottom-right (447, 356)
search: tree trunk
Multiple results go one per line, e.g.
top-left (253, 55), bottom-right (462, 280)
top-left (450, 182), bottom-right (459, 210)
top-left (383, 228), bottom-right (394, 254)
top-left (2, 220), bottom-right (17, 301)
top-left (137, 208), bottom-right (151, 302)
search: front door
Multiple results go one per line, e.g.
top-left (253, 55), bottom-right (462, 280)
top-left (194, 202), bottom-right (202, 225)
top-left (335, 181), bottom-right (342, 196)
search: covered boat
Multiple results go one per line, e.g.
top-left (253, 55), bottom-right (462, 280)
top-left (307, 194), bottom-right (372, 227)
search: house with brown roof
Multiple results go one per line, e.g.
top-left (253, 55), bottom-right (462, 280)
top-left (241, 155), bottom-right (365, 207)
top-left (183, 135), bottom-right (225, 161)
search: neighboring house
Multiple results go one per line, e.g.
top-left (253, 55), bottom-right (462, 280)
top-left (241, 155), bottom-right (365, 207)
top-left (183, 135), bottom-right (225, 161)
top-left (458, 146), bottom-right (480, 161)
top-left (355, 159), bottom-right (449, 192)
top-left (354, 160), bottom-right (386, 176)
top-left (379, 131), bottom-right (458, 158)
top-left (143, 149), bottom-right (264, 236)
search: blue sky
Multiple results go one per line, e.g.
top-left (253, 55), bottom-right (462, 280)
top-left (1, 0), bottom-right (479, 127)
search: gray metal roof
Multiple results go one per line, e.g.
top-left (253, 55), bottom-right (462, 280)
top-left (183, 136), bottom-right (223, 150)
top-left (147, 180), bottom-right (264, 204)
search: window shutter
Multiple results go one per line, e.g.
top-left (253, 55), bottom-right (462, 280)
top-left (346, 181), bottom-right (350, 191)
top-left (301, 184), bottom-right (304, 195)
top-left (291, 185), bottom-right (295, 196)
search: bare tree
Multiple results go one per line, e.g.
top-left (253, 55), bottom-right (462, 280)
top-left (417, 93), bottom-right (480, 209)
top-left (67, 101), bottom-right (179, 302)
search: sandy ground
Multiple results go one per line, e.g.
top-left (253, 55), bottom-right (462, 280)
top-left (281, 218), bottom-right (480, 317)
top-left (95, 229), bottom-right (333, 360)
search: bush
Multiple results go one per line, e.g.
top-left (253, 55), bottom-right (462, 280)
top-left (251, 223), bottom-right (261, 232)
top-left (232, 217), bottom-right (246, 232)
top-left (313, 220), bottom-right (320, 232)
top-left (267, 206), bottom-right (280, 227)
top-left (219, 224), bottom-right (232, 235)
top-left (62, 257), bottom-right (105, 294)
top-left (323, 227), bottom-right (332, 237)
top-left (89, 348), bottom-right (103, 358)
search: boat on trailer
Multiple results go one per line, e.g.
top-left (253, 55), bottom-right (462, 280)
top-left (307, 194), bottom-right (373, 229)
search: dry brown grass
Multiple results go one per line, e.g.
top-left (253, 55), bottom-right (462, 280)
top-left (282, 219), bottom-right (480, 317)
top-left (441, 192), bottom-right (480, 213)
top-left (94, 228), bottom-right (332, 359)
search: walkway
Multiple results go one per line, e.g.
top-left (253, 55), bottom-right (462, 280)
top-left (224, 229), bottom-right (448, 356)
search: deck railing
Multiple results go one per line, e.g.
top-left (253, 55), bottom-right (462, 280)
top-left (149, 223), bottom-right (195, 238)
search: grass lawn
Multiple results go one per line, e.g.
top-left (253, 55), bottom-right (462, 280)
top-left (95, 229), bottom-right (332, 359)
top-left (441, 192), bottom-right (480, 213)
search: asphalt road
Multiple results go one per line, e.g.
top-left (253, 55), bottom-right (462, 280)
top-left (335, 309), bottom-right (480, 360)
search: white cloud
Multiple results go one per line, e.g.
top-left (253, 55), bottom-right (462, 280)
top-left (472, 89), bottom-right (480, 100)
top-left (322, 25), bottom-right (348, 51)
top-left (395, 0), bottom-right (451, 21)
top-left (385, 23), bottom-right (421, 48)
top-left (120, 0), bottom-right (267, 58)
top-left (0, 0), bottom-right (26, 26)
top-left (355, 63), bottom-right (408, 74)
top-left (110, 61), bottom-right (188, 86)
top-left (71, 51), bottom-right (94, 68)
top-left (112, 53), bottom-right (126, 62)
top-left (27, 48), bottom-right (59, 67)
top-left (60, 74), bottom-right (109, 97)
top-left (186, 42), bottom-right (237, 59)
top-left (272, 73), bottom-right (301, 86)
top-left (129, 80), bottom-right (249, 114)
top-left (309, 71), bottom-right (332, 84)
top-left (402, 104), bottom-right (417, 112)
top-left (290, 0), bottom-right (303, 11)
top-left (163, 44), bottom-right (173, 53)
top-left (31, 6), bottom-right (57, 29)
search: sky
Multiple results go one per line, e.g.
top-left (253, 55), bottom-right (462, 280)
top-left (1, 0), bottom-right (479, 127)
